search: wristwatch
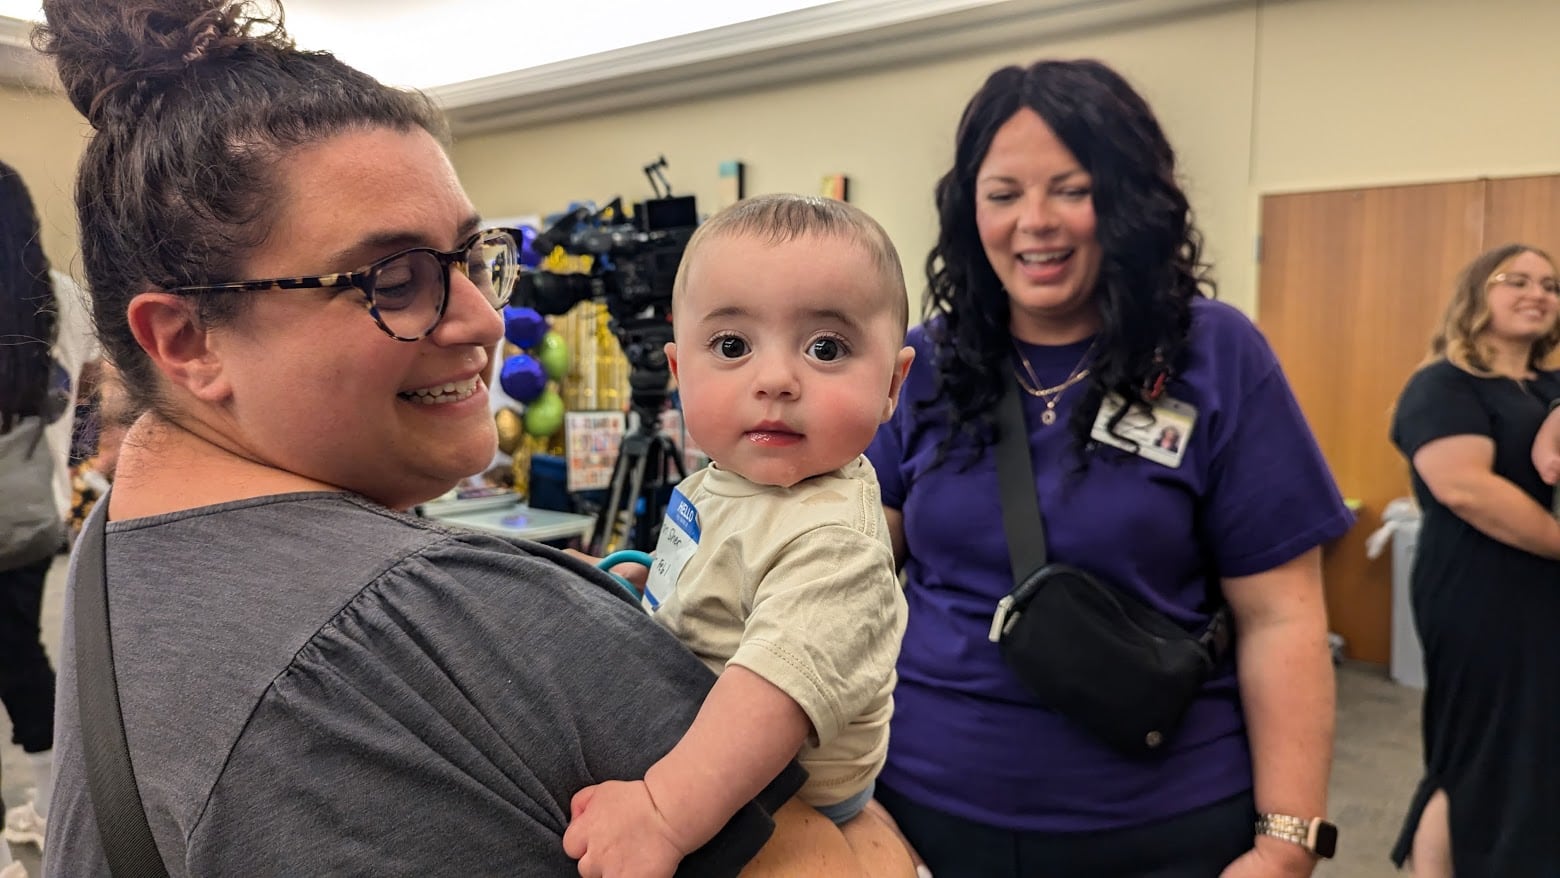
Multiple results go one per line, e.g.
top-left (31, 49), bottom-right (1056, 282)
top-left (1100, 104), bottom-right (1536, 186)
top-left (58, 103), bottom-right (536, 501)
top-left (1255, 813), bottom-right (1338, 859)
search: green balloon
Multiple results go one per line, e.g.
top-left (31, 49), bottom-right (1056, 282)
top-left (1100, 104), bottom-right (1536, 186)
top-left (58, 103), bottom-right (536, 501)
top-left (538, 331), bottom-right (570, 380)
top-left (523, 389), bottom-right (565, 437)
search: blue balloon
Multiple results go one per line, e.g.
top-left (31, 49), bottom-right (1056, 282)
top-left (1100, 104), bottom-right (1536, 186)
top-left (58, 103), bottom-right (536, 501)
top-left (503, 306), bottom-right (547, 349)
top-left (516, 225), bottom-right (542, 269)
top-left (499, 353), bottom-right (548, 403)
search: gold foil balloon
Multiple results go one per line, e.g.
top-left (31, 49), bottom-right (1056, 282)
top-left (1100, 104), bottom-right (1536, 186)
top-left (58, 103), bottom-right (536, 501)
top-left (495, 407), bottom-right (525, 455)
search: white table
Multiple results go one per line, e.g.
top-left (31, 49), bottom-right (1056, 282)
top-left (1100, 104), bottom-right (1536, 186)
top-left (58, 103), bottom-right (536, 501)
top-left (419, 495), bottom-right (595, 544)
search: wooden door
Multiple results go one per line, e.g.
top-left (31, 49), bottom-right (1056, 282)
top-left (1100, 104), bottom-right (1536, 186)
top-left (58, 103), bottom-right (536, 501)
top-left (1485, 174), bottom-right (1560, 257)
top-left (1257, 181), bottom-right (1487, 665)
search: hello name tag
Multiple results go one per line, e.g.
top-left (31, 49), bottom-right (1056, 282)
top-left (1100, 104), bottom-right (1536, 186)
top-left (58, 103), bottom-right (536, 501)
top-left (1089, 393), bottom-right (1198, 469)
top-left (644, 487), bottom-right (701, 611)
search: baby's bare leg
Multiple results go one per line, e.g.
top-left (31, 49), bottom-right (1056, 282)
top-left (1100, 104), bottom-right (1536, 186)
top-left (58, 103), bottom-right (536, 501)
top-left (842, 799), bottom-right (919, 877)
top-left (741, 798), bottom-right (919, 877)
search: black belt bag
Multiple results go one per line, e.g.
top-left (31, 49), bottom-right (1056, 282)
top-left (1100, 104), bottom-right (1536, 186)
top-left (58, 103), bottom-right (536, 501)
top-left (988, 373), bottom-right (1230, 759)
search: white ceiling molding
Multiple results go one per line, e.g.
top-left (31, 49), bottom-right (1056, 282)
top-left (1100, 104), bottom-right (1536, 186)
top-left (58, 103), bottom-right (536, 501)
top-left (433, 0), bottom-right (1248, 135)
top-left (0, 14), bottom-right (55, 89)
top-left (3, 0), bottom-right (1247, 125)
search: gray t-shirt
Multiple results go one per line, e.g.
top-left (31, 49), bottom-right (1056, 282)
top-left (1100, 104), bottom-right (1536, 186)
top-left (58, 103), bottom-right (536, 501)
top-left (46, 492), bottom-right (799, 877)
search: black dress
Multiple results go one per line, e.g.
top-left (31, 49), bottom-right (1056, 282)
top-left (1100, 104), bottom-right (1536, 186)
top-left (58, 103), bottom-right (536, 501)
top-left (1389, 360), bottom-right (1560, 876)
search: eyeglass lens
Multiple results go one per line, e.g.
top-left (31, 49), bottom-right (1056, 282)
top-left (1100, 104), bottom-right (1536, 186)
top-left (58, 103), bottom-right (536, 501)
top-left (1494, 272), bottom-right (1560, 295)
top-left (367, 230), bottom-right (517, 338)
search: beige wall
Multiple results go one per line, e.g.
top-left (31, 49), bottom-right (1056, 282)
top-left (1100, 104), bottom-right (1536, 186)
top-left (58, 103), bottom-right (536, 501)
top-left (452, 4), bottom-right (1259, 310)
top-left (0, 83), bottom-right (89, 282)
top-left (6, 0), bottom-right (1560, 315)
top-left (453, 0), bottom-right (1560, 316)
top-left (1255, 0), bottom-right (1560, 194)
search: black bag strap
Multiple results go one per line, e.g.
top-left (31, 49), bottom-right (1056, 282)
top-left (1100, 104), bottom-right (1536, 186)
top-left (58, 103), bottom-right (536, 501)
top-left (74, 492), bottom-right (171, 877)
top-left (994, 373), bottom-right (1049, 585)
top-left (991, 371), bottom-right (1231, 656)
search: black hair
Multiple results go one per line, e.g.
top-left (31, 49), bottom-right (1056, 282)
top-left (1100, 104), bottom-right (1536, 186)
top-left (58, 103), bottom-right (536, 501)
top-left (0, 160), bottom-right (59, 434)
top-left (923, 58), bottom-right (1213, 464)
top-left (33, 0), bottom-right (447, 418)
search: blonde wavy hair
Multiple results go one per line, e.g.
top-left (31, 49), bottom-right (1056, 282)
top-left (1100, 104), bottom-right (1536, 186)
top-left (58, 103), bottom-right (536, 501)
top-left (1429, 243), bottom-right (1560, 375)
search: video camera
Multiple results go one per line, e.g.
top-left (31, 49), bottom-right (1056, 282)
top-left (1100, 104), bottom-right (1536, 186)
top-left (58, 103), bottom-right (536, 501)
top-left (513, 157), bottom-right (698, 422)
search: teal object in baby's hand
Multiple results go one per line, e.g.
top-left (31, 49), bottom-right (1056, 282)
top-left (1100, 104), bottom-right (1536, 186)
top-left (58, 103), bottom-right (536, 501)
top-left (597, 550), bottom-right (654, 601)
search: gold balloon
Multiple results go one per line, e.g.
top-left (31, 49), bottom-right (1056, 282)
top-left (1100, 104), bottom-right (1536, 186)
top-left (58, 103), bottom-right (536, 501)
top-left (495, 407), bottom-right (525, 455)
top-left (503, 341), bottom-right (523, 359)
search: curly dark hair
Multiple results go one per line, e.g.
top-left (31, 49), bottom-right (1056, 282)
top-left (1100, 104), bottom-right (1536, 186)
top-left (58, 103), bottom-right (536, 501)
top-left (32, 0), bottom-right (446, 419)
top-left (923, 59), bottom-right (1214, 463)
top-left (0, 160), bottom-right (59, 434)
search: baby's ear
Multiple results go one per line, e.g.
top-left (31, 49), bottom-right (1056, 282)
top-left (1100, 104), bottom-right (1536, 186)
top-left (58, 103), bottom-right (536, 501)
top-left (882, 346), bottom-right (916, 421)
top-left (665, 341), bottom-right (680, 383)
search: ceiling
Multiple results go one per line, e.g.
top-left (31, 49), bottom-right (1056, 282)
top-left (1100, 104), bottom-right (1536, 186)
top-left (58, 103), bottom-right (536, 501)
top-left (1, 0), bottom-right (1241, 134)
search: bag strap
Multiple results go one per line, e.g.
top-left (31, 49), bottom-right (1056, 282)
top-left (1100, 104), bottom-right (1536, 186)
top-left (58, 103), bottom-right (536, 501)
top-left (993, 372), bottom-right (1049, 586)
top-left (992, 370), bottom-right (1232, 657)
top-left (74, 492), bottom-right (171, 877)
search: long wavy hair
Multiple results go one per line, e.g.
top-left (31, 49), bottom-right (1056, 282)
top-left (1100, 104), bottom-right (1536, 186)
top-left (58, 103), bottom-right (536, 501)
top-left (1429, 243), bottom-right (1560, 375)
top-left (33, 0), bottom-right (445, 420)
top-left (923, 59), bottom-right (1213, 463)
top-left (0, 160), bottom-right (59, 434)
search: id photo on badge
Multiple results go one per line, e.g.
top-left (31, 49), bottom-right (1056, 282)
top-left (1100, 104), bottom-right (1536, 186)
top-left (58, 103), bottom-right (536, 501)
top-left (1091, 394), bottom-right (1195, 468)
top-left (1136, 402), bottom-right (1194, 467)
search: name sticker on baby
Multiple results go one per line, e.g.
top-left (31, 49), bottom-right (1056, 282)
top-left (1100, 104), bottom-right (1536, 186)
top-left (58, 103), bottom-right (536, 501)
top-left (644, 487), bottom-right (701, 612)
top-left (1089, 393), bottom-right (1198, 469)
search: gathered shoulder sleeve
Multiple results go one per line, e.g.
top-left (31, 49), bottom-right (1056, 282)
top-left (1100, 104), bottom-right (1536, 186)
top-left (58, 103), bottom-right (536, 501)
top-left (188, 535), bottom-right (800, 877)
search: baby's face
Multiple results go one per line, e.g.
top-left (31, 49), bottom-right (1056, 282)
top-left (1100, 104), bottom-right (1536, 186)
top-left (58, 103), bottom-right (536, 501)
top-left (667, 232), bottom-right (912, 488)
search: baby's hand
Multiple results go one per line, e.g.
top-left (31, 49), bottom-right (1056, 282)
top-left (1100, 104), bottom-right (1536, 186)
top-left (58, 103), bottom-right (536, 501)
top-left (562, 780), bottom-right (686, 878)
top-left (1532, 406), bottom-right (1560, 485)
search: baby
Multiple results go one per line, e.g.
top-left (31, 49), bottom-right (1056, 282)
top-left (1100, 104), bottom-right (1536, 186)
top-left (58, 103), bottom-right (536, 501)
top-left (563, 193), bottom-right (914, 876)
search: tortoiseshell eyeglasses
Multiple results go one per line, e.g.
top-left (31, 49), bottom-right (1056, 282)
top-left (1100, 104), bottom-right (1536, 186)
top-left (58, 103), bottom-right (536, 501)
top-left (164, 227), bottom-right (520, 341)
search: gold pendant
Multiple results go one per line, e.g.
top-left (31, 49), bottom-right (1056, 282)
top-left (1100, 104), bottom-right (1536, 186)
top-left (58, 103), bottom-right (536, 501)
top-left (1040, 408), bottom-right (1057, 425)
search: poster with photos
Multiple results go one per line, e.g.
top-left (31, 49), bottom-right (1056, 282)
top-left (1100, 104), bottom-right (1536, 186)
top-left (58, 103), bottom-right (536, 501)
top-left (565, 410), bottom-right (627, 491)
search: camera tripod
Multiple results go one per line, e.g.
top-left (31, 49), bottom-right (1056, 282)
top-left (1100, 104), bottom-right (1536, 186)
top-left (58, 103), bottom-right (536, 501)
top-left (585, 320), bottom-right (687, 556)
top-left (587, 409), bottom-right (687, 555)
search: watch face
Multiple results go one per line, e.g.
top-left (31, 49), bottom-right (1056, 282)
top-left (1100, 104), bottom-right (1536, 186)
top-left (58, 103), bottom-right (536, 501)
top-left (1312, 820), bottom-right (1339, 858)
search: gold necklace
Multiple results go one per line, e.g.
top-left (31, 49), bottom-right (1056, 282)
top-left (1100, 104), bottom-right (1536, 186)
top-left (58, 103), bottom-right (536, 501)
top-left (1013, 341), bottom-right (1093, 425)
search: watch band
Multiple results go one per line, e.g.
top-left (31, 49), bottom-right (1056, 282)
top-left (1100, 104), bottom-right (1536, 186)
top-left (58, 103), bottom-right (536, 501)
top-left (1255, 813), bottom-right (1337, 859)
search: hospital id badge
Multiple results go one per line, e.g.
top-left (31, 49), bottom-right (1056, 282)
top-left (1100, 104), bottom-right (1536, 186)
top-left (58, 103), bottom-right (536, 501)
top-left (644, 487), bottom-right (700, 612)
top-left (1089, 393), bottom-right (1198, 469)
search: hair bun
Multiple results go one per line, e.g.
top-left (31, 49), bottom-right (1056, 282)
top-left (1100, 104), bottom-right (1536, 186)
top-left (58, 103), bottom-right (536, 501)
top-left (35, 0), bottom-right (292, 129)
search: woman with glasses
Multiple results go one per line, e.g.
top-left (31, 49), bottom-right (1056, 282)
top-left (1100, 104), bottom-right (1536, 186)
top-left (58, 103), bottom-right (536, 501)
top-left (1389, 244), bottom-right (1560, 877)
top-left (33, 1), bottom-right (888, 875)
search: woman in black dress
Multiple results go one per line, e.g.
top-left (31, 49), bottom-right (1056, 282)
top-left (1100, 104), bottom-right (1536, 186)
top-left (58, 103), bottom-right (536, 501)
top-left (1389, 243), bottom-right (1560, 876)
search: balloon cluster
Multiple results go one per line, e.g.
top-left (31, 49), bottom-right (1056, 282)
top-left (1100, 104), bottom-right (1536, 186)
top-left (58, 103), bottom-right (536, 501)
top-left (495, 305), bottom-right (570, 454)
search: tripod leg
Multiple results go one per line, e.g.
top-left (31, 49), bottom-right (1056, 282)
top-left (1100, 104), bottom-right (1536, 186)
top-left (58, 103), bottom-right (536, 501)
top-left (589, 425), bottom-right (690, 556)
top-left (591, 443), bottom-right (636, 556)
top-left (664, 435), bottom-right (689, 482)
top-left (630, 435), bottom-right (691, 553)
top-left (623, 446), bottom-right (651, 552)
